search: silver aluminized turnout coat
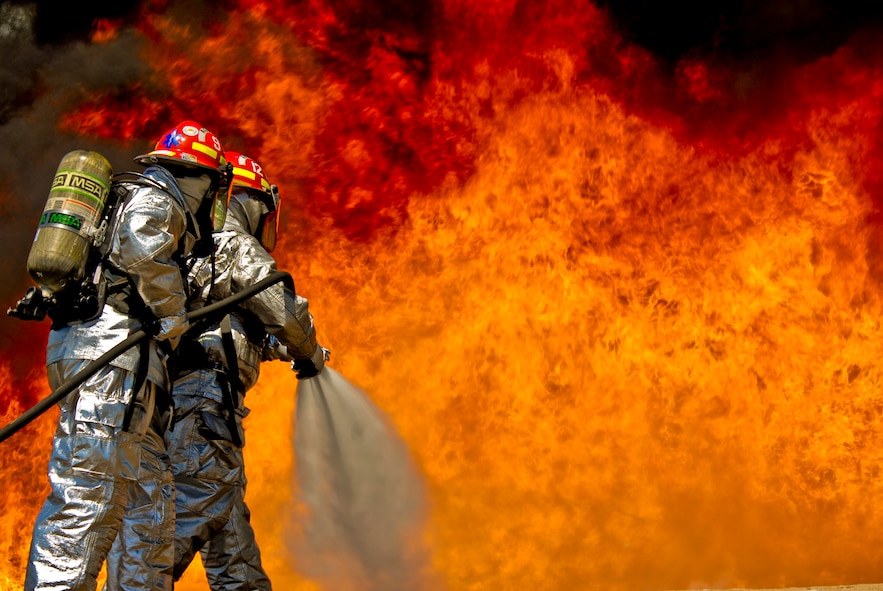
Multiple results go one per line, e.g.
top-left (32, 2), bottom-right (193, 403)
top-left (186, 213), bottom-right (319, 387)
top-left (25, 165), bottom-right (198, 591)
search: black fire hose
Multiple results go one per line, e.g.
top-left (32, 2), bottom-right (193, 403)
top-left (0, 271), bottom-right (293, 444)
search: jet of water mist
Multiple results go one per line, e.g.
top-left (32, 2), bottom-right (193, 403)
top-left (287, 367), bottom-right (441, 591)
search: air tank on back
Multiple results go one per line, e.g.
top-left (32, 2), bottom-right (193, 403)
top-left (26, 150), bottom-right (113, 295)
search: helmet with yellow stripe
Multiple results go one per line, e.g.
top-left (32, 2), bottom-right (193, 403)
top-left (135, 120), bottom-right (227, 174)
top-left (228, 151), bottom-right (272, 194)
top-left (225, 151), bottom-right (281, 252)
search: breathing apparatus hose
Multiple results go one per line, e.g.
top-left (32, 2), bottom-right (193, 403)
top-left (0, 270), bottom-right (294, 444)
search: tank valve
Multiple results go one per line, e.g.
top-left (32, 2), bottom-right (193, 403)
top-left (7, 286), bottom-right (50, 321)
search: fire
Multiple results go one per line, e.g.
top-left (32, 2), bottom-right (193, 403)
top-left (0, 356), bottom-right (55, 589)
top-left (3, 1), bottom-right (883, 590)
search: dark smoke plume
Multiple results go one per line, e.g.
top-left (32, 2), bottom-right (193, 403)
top-left (0, 4), bottom-right (150, 356)
top-left (600, 0), bottom-right (883, 63)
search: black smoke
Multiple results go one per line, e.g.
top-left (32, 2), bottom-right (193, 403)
top-left (599, 0), bottom-right (883, 64)
top-left (26, 0), bottom-right (141, 45)
top-left (0, 3), bottom-right (149, 358)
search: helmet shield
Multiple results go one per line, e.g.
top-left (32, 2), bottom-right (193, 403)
top-left (211, 181), bottom-right (231, 231)
top-left (258, 185), bottom-right (281, 252)
top-left (225, 151), bottom-right (281, 252)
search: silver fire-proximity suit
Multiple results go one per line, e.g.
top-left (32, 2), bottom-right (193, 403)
top-left (167, 205), bottom-right (324, 589)
top-left (24, 165), bottom-right (198, 591)
top-left (199, 489), bottom-right (275, 590)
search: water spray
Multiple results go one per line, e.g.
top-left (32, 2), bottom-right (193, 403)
top-left (290, 367), bottom-right (439, 591)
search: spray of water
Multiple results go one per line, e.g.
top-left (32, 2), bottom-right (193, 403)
top-left (287, 367), bottom-right (440, 591)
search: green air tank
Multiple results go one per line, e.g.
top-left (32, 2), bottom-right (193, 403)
top-left (26, 150), bottom-right (113, 295)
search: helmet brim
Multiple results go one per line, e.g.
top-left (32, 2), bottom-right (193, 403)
top-left (134, 152), bottom-right (221, 177)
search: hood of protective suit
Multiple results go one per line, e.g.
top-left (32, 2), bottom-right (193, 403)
top-left (141, 165), bottom-right (214, 254)
top-left (224, 191), bottom-right (264, 238)
top-left (176, 174), bottom-right (215, 216)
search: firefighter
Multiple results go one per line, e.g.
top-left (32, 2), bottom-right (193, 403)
top-left (24, 121), bottom-right (229, 591)
top-left (152, 151), bottom-right (325, 589)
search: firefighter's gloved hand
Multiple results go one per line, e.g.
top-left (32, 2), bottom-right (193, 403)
top-left (156, 314), bottom-right (189, 350)
top-left (291, 345), bottom-right (330, 380)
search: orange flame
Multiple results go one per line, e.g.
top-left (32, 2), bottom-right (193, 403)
top-left (4, 2), bottom-right (883, 590)
top-left (0, 357), bottom-right (56, 589)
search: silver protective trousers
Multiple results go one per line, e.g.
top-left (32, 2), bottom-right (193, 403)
top-left (24, 361), bottom-right (161, 591)
top-left (201, 489), bottom-right (272, 591)
top-left (170, 394), bottom-right (241, 578)
top-left (104, 396), bottom-right (175, 591)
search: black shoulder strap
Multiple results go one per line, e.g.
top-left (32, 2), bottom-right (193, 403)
top-left (122, 338), bottom-right (151, 432)
top-left (219, 314), bottom-right (244, 447)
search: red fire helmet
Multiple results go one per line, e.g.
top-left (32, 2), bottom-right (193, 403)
top-left (135, 120), bottom-right (227, 174)
top-left (226, 151), bottom-right (281, 252)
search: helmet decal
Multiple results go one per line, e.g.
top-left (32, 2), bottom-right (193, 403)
top-left (161, 129), bottom-right (185, 149)
top-left (191, 142), bottom-right (219, 160)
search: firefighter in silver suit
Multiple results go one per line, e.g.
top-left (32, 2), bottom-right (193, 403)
top-left (169, 151), bottom-right (326, 589)
top-left (24, 121), bottom-right (229, 591)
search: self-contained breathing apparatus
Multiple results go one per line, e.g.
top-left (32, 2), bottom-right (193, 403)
top-left (9, 150), bottom-right (118, 324)
top-left (8, 149), bottom-right (233, 329)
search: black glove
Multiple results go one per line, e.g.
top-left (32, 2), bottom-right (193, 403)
top-left (141, 315), bottom-right (161, 337)
top-left (291, 346), bottom-right (330, 380)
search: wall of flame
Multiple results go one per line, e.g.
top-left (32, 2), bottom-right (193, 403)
top-left (3, 0), bottom-right (883, 590)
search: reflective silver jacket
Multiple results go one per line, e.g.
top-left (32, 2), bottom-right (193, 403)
top-left (179, 215), bottom-right (318, 397)
top-left (46, 166), bottom-right (196, 390)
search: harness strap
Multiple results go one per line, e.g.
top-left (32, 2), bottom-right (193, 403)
top-left (219, 314), bottom-right (244, 448)
top-left (122, 337), bottom-right (150, 432)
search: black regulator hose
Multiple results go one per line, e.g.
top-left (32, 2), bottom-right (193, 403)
top-left (0, 271), bottom-right (293, 444)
